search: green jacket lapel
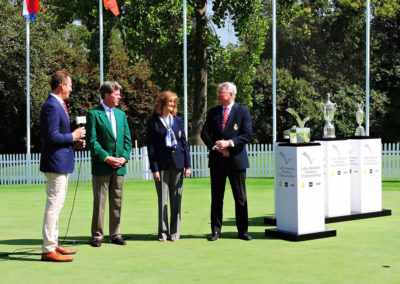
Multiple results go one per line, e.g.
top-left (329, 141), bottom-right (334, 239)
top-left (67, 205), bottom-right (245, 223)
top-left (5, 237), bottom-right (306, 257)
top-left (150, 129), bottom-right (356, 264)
top-left (96, 105), bottom-right (115, 141)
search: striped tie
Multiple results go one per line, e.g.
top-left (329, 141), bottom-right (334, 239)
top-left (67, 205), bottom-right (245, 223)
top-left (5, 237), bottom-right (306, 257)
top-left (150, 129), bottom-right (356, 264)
top-left (62, 102), bottom-right (70, 121)
top-left (222, 107), bottom-right (229, 131)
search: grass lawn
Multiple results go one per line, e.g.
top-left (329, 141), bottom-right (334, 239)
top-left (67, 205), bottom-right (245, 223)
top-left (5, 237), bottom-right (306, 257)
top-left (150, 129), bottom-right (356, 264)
top-left (0, 178), bottom-right (399, 283)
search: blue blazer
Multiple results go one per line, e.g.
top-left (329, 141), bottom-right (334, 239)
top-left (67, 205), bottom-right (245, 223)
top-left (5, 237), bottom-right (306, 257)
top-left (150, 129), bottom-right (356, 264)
top-left (146, 115), bottom-right (191, 172)
top-left (201, 103), bottom-right (252, 169)
top-left (40, 95), bottom-right (74, 173)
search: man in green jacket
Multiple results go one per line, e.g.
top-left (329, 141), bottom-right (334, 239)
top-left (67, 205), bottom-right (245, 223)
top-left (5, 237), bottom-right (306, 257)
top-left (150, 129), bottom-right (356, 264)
top-left (86, 81), bottom-right (132, 247)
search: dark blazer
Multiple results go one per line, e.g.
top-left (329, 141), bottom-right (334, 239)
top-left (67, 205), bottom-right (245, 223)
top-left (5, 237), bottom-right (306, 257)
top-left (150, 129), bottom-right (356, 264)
top-left (40, 95), bottom-right (74, 173)
top-left (86, 105), bottom-right (132, 175)
top-left (201, 103), bottom-right (252, 169)
top-left (146, 115), bottom-right (191, 172)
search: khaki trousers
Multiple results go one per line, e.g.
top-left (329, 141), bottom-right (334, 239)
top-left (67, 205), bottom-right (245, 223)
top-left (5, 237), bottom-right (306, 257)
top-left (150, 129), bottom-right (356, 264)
top-left (42, 172), bottom-right (69, 253)
top-left (91, 171), bottom-right (124, 239)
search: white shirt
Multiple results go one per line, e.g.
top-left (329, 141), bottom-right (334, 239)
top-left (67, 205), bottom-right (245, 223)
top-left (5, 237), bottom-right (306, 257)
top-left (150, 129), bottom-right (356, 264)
top-left (101, 102), bottom-right (117, 138)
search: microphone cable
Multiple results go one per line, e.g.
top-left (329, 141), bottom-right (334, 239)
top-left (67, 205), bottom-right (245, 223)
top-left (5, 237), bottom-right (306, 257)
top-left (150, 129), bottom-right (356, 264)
top-left (60, 151), bottom-right (86, 246)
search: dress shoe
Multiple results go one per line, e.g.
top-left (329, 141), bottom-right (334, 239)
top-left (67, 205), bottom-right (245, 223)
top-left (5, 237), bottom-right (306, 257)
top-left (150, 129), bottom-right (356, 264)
top-left (56, 245), bottom-right (76, 255)
top-left (41, 251), bottom-right (73, 262)
top-left (111, 235), bottom-right (126, 245)
top-left (207, 232), bottom-right (220, 241)
top-left (90, 238), bottom-right (102, 247)
top-left (238, 233), bottom-right (252, 241)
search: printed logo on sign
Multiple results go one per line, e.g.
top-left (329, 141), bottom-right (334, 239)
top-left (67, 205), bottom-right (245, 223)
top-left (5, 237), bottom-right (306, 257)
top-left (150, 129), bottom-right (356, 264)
top-left (309, 182), bottom-right (313, 188)
top-left (364, 144), bottom-right (373, 155)
top-left (331, 144), bottom-right (341, 157)
top-left (337, 170), bottom-right (341, 175)
top-left (302, 152), bottom-right (317, 165)
top-left (369, 169), bottom-right (373, 174)
top-left (350, 169), bottom-right (352, 174)
top-left (285, 182), bottom-right (288, 188)
top-left (278, 180), bottom-right (282, 187)
top-left (279, 152), bottom-right (291, 165)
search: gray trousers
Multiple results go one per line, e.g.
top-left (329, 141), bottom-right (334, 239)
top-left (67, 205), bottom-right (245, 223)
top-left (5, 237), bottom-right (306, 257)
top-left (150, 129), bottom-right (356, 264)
top-left (91, 171), bottom-right (124, 239)
top-left (155, 163), bottom-right (183, 239)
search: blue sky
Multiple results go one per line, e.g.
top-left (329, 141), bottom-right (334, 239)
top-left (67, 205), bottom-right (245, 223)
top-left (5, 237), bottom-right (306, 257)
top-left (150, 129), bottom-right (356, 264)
top-left (207, 0), bottom-right (238, 46)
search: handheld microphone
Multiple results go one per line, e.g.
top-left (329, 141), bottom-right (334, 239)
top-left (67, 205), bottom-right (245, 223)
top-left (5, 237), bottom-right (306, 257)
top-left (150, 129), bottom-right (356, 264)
top-left (76, 108), bottom-right (87, 126)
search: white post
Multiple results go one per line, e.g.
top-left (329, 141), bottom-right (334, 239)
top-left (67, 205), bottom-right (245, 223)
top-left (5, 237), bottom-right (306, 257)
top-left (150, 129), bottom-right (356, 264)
top-left (365, 0), bottom-right (370, 136)
top-left (99, 0), bottom-right (104, 86)
top-left (26, 18), bottom-right (31, 184)
top-left (183, 0), bottom-right (188, 137)
top-left (272, 0), bottom-right (277, 143)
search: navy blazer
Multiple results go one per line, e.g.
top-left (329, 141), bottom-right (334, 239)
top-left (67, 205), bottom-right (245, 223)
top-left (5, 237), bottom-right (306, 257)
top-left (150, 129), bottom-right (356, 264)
top-left (146, 115), bottom-right (191, 172)
top-left (201, 103), bottom-right (252, 169)
top-left (40, 95), bottom-right (74, 173)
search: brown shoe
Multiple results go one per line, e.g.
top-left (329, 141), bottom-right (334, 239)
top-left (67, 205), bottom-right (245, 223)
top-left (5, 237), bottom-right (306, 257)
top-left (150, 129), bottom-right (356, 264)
top-left (41, 251), bottom-right (73, 262)
top-left (56, 245), bottom-right (76, 255)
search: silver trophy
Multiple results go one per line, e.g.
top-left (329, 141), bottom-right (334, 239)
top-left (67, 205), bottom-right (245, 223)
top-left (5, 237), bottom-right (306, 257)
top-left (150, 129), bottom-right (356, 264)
top-left (285, 108), bottom-right (310, 143)
top-left (322, 93), bottom-right (337, 138)
top-left (354, 102), bottom-right (366, 136)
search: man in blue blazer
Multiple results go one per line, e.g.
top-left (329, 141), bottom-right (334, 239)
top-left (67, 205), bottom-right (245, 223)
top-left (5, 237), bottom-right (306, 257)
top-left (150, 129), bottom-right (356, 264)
top-left (201, 82), bottom-right (253, 241)
top-left (40, 71), bottom-right (86, 262)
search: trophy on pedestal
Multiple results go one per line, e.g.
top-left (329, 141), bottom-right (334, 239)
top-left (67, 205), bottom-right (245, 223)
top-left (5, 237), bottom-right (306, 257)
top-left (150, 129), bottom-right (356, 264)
top-left (285, 108), bottom-right (310, 143)
top-left (322, 93), bottom-right (337, 138)
top-left (354, 102), bottom-right (366, 136)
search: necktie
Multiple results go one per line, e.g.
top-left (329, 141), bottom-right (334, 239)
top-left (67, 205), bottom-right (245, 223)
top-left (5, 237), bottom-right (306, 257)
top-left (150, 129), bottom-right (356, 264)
top-left (62, 102), bottom-right (70, 121)
top-left (109, 109), bottom-right (117, 138)
top-left (222, 107), bottom-right (229, 131)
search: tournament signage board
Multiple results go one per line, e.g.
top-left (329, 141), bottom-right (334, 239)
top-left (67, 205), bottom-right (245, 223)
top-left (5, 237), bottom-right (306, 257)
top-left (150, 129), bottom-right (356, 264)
top-left (275, 143), bottom-right (325, 234)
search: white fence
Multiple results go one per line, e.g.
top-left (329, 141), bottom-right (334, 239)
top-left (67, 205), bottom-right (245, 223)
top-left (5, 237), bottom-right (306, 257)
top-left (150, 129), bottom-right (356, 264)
top-left (0, 143), bottom-right (399, 185)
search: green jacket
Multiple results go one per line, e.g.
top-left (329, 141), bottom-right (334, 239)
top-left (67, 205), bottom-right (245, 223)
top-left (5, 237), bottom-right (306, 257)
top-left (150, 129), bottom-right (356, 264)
top-left (86, 105), bottom-right (132, 175)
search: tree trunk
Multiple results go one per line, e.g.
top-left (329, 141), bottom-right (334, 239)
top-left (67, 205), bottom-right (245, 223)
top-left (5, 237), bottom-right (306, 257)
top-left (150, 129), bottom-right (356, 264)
top-left (190, 1), bottom-right (208, 145)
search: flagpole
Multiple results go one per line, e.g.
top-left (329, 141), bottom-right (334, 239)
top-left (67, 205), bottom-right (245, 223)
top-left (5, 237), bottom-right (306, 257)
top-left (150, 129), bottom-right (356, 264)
top-left (26, 17), bottom-right (32, 184)
top-left (183, 0), bottom-right (188, 137)
top-left (365, 0), bottom-right (370, 135)
top-left (272, 0), bottom-right (276, 143)
top-left (99, 0), bottom-right (104, 86)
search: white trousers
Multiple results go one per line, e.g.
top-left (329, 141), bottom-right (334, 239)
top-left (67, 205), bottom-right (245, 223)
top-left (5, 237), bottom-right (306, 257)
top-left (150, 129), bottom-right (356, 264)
top-left (42, 172), bottom-right (69, 253)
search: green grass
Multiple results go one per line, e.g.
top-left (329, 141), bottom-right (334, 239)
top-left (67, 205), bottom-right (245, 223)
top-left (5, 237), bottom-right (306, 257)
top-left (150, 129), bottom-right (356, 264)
top-left (0, 178), bottom-right (399, 283)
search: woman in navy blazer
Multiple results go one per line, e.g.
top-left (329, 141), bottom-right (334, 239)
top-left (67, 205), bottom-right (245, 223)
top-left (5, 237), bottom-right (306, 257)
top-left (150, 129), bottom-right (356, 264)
top-left (146, 91), bottom-right (191, 242)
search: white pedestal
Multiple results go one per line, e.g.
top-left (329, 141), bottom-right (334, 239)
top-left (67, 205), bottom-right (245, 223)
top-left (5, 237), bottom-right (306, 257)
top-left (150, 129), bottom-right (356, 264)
top-left (349, 138), bottom-right (382, 213)
top-left (316, 139), bottom-right (351, 217)
top-left (274, 143), bottom-right (325, 234)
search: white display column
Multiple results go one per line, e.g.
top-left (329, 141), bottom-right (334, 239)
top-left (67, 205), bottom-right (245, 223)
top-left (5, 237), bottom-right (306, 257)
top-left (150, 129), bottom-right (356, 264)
top-left (274, 143), bottom-right (325, 234)
top-left (315, 139), bottom-right (351, 217)
top-left (349, 138), bottom-right (382, 213)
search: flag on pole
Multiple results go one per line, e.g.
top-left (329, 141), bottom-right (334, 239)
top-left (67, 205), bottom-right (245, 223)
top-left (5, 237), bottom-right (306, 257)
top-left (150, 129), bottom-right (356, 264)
top-left (104, 0), bottom-right (120, 16)
top-left (23, 0), bottom-right (40, 22)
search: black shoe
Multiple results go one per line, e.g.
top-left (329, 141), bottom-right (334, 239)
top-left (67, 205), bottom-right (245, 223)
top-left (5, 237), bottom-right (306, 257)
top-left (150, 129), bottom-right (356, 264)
top-left (238, 233), bottom-right (252, 241)
top-left (207, 232), bottom-right (220, 241)
top-left (111, 235), bottom-right (126, 245)
top-left (90, 238), bottom-right (102, 247)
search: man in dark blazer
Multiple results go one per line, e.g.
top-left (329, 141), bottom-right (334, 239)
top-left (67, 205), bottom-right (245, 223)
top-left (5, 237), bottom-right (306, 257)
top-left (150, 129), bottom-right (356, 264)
top-left (40, 70), bottom-right (86, 262)
top-left (86, 81), bottom-right (132, 247)
top-left (201, 82), bottom-right (253, 241)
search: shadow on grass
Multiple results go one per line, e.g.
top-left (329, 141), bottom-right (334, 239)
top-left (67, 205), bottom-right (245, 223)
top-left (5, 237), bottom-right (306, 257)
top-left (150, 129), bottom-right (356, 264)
top-left (0, 248), bottom-right (42, 262)
top-left (222, 216), bottom-right (274, 227)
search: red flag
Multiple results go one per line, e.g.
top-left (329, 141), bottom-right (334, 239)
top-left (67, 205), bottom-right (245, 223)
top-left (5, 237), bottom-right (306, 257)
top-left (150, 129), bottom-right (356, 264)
top-left (23, 0), bottom-right (40, 22)
top-left (104, 0), bottom-right (120, 16)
